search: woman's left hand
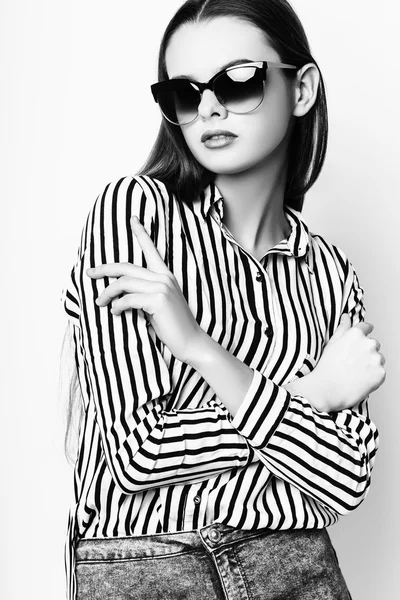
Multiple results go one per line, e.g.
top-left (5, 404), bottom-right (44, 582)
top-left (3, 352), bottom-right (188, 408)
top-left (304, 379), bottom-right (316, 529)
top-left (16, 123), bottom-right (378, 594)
top-left (86, 216), bottom-right (203, 364)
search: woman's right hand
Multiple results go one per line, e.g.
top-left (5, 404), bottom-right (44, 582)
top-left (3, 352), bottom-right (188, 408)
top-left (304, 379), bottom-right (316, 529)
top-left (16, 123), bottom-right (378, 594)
top-left (285, 314), bottom-right (386, 412)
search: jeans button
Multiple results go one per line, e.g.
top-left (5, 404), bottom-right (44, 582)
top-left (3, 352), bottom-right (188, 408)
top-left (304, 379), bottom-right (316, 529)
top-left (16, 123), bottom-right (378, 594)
top-left (208, 526), bottom-right (222, 543)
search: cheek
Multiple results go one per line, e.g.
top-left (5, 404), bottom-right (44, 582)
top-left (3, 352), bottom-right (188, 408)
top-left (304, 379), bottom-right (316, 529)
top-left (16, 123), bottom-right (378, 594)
top-left (254, 91), bottom-right (293, 145)
top-left (180, 127), bottom-right (206, 163)
top-left (249, 114), bottom-right (290, 154)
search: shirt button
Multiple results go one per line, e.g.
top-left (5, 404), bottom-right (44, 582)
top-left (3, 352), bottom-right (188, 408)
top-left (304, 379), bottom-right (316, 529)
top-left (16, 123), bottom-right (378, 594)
top-left (256, 271), bottom-right (263, 282)
top-left (208, 526), bottom-right (222, 543)
top-left (194, 495), bottom-right (201, 505)
top-left (264, 326), bottom-right (270, 335)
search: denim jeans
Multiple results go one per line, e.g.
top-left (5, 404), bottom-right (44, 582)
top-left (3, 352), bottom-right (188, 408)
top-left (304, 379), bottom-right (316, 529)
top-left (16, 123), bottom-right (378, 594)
top-left (75, 524), bottom-right (352, 599)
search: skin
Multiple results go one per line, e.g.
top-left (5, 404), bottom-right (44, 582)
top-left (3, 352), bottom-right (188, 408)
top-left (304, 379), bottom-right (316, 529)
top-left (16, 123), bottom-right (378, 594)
top-left (87, 18), bottom-right (386, 416)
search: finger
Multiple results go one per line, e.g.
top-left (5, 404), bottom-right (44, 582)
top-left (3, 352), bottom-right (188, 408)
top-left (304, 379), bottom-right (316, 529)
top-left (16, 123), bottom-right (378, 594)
top-left (87, 263), bottom-right (158, 281)
top-left (339, 313), bottom-right (352, 330)
top-left (370, 338), bottom-right (381, 352)
top-left (110, 293), bottom-right (156, 316)
top-left (330, 313), bottom-right (352, 342)
top-left (380, 353), bottom-right (386, 366)
top-left (96, 277), bottom-right (165, 306)
top-left (131, 216), bottom-right (170, 274)
top-left (354, 321), bottom-right (374, 336)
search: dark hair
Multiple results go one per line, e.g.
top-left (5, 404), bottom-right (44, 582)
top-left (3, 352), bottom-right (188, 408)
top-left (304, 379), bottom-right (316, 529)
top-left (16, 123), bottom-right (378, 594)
top-left (139, 0), bottom-right (328, 212)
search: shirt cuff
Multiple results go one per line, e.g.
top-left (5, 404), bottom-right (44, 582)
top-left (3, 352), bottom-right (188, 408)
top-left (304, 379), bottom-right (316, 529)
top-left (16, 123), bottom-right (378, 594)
top-left (230, 369), bottom-right (291, 449)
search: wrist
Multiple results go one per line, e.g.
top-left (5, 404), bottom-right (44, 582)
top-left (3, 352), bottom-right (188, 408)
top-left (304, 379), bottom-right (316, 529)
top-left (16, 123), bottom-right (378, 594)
top-left (184, 328), bottom-right (254, 418)
top-left (285, 372), bottom-right (331, 412)
top-left (185, 328), bottom-right (215, 370)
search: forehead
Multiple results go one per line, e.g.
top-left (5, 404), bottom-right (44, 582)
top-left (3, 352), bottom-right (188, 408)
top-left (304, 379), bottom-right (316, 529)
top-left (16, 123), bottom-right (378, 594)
top-left (165, 16), bottom-right (280, 80)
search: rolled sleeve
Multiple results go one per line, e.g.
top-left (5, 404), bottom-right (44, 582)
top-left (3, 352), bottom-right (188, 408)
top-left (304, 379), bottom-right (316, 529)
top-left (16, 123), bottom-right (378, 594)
top-left (230, 370), bottom-right (291, 448)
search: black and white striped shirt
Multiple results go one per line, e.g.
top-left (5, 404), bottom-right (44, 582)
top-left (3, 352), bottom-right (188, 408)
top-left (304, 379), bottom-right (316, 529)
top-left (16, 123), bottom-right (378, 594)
top-left (62, 175), bottom-right (379, 599)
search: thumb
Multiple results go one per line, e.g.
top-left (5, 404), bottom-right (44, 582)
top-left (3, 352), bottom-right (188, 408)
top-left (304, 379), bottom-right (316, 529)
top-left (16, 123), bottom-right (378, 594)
top-left (329, 313), bottom-right (352, 343)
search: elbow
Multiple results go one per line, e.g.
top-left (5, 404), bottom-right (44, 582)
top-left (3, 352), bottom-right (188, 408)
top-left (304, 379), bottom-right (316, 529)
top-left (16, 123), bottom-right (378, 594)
top-left (108, 453), bottom-right (158, 495)
top-left (330, 444), bottom-right (377, 516)
top-left (332, 472), bottom-right (373, 516)
top-left (112, 469), bottom-right (157, 495)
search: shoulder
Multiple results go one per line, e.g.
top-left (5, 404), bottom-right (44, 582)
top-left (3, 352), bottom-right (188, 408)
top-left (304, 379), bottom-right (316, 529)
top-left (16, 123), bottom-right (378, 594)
top-left (308, 229), bottom-right (356, 283)
top-left (78, 175), bottom-right (176, 256)
top-left (90, 175), bottom-right (174, 218)
top-left (306, 229), bottom-right (364, 316)
top-left (84, 175), bottom-right (175, 238)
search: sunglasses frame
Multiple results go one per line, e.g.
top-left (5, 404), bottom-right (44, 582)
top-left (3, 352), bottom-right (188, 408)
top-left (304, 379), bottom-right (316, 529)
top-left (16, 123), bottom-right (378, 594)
top-left (151, 61), bottom-right (298, 126)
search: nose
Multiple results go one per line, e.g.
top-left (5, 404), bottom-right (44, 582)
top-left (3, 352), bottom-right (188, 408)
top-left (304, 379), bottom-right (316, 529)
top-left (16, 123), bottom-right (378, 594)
top-left (197, 89), bottom-right (228, 121)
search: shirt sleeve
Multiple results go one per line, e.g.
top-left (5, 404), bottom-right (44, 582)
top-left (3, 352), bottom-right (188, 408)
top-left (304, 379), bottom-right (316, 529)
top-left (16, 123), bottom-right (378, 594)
top-left (64, 176), bottom-right (254, 495)
top-left (230, 259), bottom-right (379, 516)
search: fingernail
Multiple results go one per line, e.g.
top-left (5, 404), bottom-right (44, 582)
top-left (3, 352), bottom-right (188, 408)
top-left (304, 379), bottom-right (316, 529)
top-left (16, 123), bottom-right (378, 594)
top-left (132, 215), bottom-right (140, 225)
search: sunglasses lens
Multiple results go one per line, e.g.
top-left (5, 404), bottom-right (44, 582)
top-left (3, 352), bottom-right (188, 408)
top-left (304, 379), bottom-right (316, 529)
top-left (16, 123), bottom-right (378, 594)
top-left (215, 66), bottom-right (264, 113)
top-left (174, 82), bottom-right (201, 124)
top-left (153, 64), bottom-right (265, 125)
top-left (157, 80), bottom-right (200, 125)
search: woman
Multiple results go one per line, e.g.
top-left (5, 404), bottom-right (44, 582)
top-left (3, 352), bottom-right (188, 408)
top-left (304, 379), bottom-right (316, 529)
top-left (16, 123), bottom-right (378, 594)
top-left (62, 1), bottom-right (385, 598)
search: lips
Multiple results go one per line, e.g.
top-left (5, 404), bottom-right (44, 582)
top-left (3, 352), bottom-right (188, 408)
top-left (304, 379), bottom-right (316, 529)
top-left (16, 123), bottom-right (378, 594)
top-left (201, 129), bottom-right (238, 143)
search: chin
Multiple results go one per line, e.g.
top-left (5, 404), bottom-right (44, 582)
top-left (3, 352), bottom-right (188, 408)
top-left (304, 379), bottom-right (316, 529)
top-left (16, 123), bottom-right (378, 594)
top-left (197, 157), bottom-right (260, 176)
top-left (191, 152), bottom-right (243, 173)
top-left (191, 144), bottom-right (275, 176)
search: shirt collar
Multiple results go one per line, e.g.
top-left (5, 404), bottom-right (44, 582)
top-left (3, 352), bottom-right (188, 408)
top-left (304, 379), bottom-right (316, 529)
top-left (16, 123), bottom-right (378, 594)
top-left (199, 181), bottom-right (223, 220)
top-left (282, 207), bottom-right (312, 259)
top-left (199, 182), bottom-right (313, 265)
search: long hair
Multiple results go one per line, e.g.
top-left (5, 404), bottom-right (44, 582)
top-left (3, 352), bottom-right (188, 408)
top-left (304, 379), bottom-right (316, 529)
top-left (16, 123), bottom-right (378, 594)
top-left (61, 323), bottom-right (84, 463)
top-left (139, 0), bottom-right (328, 212)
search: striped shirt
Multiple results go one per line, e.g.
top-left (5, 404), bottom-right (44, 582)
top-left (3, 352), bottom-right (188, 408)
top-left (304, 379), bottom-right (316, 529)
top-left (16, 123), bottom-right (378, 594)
top-left (62, 175), bottom-right (379, 599)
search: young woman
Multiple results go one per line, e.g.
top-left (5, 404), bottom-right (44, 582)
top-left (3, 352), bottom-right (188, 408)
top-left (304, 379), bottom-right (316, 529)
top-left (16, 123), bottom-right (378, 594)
top-left (62, 1), bottom-right (385, 598)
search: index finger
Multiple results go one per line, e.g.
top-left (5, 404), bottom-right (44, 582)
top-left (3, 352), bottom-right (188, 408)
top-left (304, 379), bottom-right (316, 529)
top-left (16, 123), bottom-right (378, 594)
top-left (131, 216), bottom-right (169, 274)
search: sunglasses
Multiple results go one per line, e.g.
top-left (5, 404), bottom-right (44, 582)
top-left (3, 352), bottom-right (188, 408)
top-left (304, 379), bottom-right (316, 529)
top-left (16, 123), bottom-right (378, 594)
top-left (151, 61), bottom-right (298, 126)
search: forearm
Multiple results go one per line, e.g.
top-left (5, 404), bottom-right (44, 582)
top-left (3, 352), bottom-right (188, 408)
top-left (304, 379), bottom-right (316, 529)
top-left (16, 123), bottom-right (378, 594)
top-left (115, 397), bottom-right (252, 493)
top-left (187, 330), bottom-right (379, 514)
top-left (77, 324), bottom-right (254, 493)
top-left (188, 330), bottom-right (255, 417)
top-left (188, 330), bottom-right (327, 415)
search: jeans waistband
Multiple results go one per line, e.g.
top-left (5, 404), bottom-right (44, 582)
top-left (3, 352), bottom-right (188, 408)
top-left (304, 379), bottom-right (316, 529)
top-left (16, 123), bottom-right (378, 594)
top-left (75, 524), bottom-right (303, 563)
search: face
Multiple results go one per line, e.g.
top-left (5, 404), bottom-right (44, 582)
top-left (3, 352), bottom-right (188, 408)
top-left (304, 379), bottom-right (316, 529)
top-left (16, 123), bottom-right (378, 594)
top-left (165, 17), bottom-right (296, 177)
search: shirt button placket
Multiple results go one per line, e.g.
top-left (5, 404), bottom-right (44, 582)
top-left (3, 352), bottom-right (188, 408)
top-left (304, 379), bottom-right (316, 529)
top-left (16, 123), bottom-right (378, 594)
top-left (254, 266), bottom-right (272, 337)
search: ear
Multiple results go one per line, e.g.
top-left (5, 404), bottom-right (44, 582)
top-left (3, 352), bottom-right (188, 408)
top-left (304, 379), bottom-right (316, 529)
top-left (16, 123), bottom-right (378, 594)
top-left (292, 63), bottom-right (320, 117)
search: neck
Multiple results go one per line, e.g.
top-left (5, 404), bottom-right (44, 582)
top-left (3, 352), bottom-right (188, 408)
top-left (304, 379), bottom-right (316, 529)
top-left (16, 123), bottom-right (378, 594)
top-left (214, 153), bottom-right (291, 260)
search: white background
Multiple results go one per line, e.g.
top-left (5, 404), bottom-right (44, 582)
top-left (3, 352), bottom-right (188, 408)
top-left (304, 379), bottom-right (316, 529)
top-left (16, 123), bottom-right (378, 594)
top-left (1, 1), bottom-right (399, 598)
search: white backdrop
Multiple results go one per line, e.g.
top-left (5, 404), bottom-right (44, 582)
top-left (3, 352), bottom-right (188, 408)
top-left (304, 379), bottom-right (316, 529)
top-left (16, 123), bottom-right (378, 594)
top-left (1, 1), bottom-right (399, 598)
